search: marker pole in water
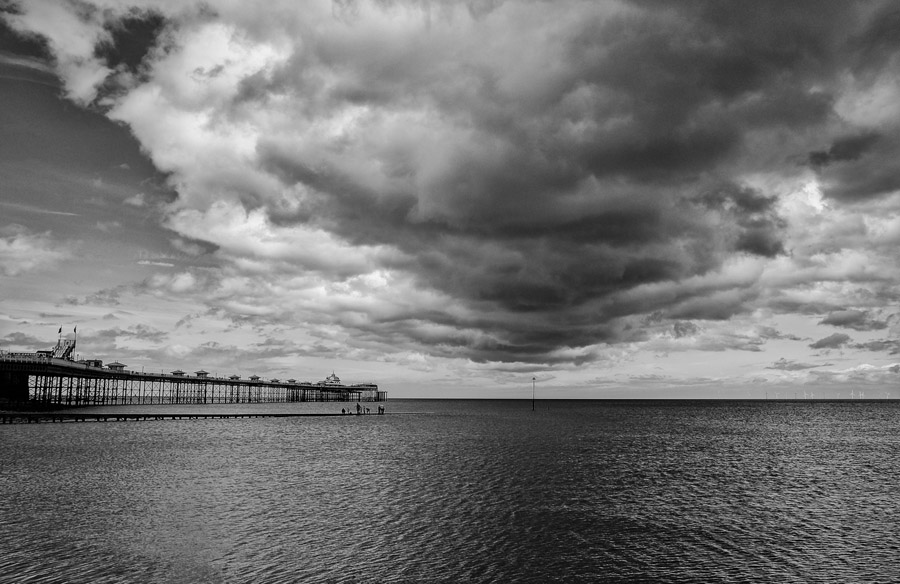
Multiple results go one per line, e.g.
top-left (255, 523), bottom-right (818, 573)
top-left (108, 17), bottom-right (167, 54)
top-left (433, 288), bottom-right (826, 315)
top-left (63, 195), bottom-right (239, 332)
top-left (532, 377), bottom-right (535, 412)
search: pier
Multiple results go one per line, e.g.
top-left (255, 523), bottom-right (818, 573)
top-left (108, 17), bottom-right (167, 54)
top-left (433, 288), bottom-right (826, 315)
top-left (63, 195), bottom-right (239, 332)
top-left (0, 352), bottom-right (386, 408)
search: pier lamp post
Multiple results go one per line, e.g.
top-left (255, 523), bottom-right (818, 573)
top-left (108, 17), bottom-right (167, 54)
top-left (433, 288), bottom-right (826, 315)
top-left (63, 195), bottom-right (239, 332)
top-left (532, 377), bottom-right (535, 411)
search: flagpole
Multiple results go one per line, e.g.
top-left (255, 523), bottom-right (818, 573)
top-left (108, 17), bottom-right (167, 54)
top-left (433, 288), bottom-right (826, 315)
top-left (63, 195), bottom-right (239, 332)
top-left (532, 377), bottom-right (535, 412)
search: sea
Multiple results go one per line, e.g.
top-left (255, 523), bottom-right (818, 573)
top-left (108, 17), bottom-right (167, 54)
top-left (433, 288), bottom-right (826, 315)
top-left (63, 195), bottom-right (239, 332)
top-left (1, 399), bottom-right (898, 583)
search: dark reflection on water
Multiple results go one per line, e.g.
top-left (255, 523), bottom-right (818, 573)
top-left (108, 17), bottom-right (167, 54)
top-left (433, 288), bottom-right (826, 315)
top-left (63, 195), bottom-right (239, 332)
top-left (2, 400), bottom-right (899, 583)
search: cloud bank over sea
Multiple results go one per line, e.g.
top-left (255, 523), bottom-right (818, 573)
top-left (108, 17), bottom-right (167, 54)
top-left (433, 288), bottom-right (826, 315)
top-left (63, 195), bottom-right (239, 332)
top-left (2, 1), bottom-right (899, 395)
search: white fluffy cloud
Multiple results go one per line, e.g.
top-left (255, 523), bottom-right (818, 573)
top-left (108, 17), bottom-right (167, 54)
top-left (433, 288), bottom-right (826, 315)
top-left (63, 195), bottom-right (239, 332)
top-left (5, 1), bottom-right (111, 103)
top-left (0, 224), bottom-right (68, 276)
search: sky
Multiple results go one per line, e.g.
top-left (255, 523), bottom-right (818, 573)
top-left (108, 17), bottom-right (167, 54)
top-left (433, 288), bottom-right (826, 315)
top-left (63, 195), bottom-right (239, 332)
top-left (1, 0), bottom-right (899, 399)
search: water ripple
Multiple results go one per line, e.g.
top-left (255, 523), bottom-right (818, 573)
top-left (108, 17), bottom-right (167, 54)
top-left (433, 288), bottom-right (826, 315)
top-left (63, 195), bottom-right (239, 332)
top-left (2, 400), bottom-right (899, 583)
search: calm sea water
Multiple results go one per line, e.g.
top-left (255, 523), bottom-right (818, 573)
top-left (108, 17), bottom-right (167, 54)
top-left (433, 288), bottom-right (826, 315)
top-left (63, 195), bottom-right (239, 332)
top-left (2, 399), bottom-right (899, 583)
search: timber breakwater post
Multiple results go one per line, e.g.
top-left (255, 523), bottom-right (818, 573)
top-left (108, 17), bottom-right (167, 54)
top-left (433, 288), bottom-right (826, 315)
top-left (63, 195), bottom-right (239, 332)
top-left (0, 336), bottom-right (386, 409)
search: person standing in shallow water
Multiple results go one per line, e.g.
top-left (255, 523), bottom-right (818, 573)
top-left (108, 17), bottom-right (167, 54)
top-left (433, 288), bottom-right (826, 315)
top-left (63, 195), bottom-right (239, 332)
top-left (356, 402), bottom-right (361, 415)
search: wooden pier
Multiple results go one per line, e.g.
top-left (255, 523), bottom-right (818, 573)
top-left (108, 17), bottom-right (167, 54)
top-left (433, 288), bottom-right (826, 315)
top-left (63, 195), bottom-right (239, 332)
top-left (0, 354), bottom-right (386, 408)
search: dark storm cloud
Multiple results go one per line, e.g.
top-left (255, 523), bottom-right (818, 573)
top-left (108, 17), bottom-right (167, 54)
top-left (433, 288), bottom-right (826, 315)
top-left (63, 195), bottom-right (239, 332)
top-left (767, 299), bottom-right (847, 316)
top-left (805, 3), bottom-right (900, 201)
top-left (648, 3), bottom-right (900, 206)
top-left (809, 333), bottom-right (851, 350)
top-left (91, 9), bottom-right (169, 102)
top-left (333, 304), bottom-right (621, 364)
top-left (851, 339), bottom-right (900, 355)
top-left (175, 0), bottom-right (884, 360)
top-left (255, 0), bottom-right (839, 333)
top-left (141, 0), bottom-right (899, 362)
top-left (808, 133), bottom-right (881, 168)
top-left (694, 184), bottom-right (786, 257)
top-left (94, 10), bottom-right (166, 74)
top-left (819, 310), bottom-right (888, 331)
top-left (810, 134), bottom-right (900, 201)
top-left (850, 3), bottom-right (900, 73)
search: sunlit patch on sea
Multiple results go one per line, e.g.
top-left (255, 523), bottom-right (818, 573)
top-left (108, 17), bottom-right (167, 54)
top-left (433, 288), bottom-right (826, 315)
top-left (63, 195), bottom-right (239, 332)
top-left (2, 399), bottom-right (898, 583)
